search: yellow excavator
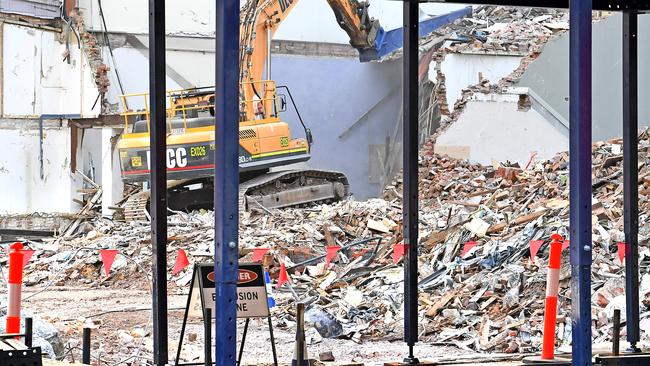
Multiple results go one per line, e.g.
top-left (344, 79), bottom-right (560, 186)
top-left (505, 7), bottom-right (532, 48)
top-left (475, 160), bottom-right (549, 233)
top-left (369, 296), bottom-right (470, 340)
top-left (117, 0), bottom-right (383, 220)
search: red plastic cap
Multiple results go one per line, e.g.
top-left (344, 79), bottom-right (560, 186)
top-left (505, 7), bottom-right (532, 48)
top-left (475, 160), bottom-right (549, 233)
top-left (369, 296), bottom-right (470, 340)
top-left (10, 242), bottom-right (23, 251)
top-left (550, 234), bottom-right (564, 243)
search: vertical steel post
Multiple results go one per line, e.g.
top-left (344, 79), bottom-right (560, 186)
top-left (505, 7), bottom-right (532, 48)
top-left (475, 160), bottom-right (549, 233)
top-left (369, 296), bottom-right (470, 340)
top-left (402, 0), bottom-right (419, 364)
top-left (82, 327), bottom-right (91, 365)
top-left (613, 309), bottom-right (621, 356)
top-left (215, 0), bottom-right (239, 365)
top-left (622, 10), bottom-right (641, 354)
top-left (204, 308), bottom-right (212, 366)
top-left (569, 1), bottom-right (593, 365)
top-left (148, 0), bottom-right (168, 364)
top-left (296, 302), bottom-right (306, 365)
top-left (24, 317), bottom-right (32, 348)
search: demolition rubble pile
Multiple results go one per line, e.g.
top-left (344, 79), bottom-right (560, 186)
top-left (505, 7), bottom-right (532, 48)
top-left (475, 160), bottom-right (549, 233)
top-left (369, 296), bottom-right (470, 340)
top-left (12, 130), bottom-right (650, 354)
top-left (441, 6), bottom-right (569, 55)
top-left (268, 132), bottom-right (650, 353)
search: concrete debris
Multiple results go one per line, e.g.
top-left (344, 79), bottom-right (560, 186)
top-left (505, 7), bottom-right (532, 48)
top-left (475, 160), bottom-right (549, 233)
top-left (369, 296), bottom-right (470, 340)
top-left (0, 313), bottom-right (64, 359)
top-left (443, 6), bottom-right (568, 55)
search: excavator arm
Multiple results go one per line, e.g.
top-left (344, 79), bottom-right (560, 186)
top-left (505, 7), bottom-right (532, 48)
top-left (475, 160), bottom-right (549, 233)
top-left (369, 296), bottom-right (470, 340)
top-left (239, 0), bottom-right (382, 120)
top-left (326, 0), bottom-right (381, 51)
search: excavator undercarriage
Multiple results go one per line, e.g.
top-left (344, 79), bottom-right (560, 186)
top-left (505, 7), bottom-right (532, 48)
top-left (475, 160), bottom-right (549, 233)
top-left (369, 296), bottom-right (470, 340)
top-left (123, 170), bottom-right (349, 221)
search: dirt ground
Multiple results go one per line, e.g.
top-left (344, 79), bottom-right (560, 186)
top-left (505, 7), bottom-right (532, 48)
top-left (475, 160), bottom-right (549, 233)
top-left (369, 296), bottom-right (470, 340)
top-left (19, 285), bottom-right (518, 366)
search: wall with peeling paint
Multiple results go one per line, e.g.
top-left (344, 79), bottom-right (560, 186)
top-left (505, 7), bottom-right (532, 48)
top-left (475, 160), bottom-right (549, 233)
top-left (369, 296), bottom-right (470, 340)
top-left (2, 23), bottom-right (101, 118)
top-left (0, 124), bottom-right (74, 213)
top-left (0, 123), bottom-right (123, 214)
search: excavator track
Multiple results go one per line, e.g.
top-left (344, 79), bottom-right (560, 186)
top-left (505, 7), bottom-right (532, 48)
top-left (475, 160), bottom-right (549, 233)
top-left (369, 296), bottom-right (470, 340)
top-left (239, 169), bottom-right (349, 212)
top-left (123, 170), bottom-right (349, 221)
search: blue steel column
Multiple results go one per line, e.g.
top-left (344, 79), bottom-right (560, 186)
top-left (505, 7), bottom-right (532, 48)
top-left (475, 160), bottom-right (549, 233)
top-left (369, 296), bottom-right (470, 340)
top-left (148, 0), bottom-right (168, 364)
top-left (402, 1), bottom-right (419, 364)
top-left (215, 0), bottom-right (239, 365)
top-left (569, 1), bottom-right (593, 365)
top-left (622, 10), bottom-right (641, 353)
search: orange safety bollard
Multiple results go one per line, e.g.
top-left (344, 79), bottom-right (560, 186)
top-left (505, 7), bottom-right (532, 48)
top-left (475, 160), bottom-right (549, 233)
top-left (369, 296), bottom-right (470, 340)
top-left (541, 234), bottom-right (563, 360)
top-left (6, 242), bottom-right (24, 336)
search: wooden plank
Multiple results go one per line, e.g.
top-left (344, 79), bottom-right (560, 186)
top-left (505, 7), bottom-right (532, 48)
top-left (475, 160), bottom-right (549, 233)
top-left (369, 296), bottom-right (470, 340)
top-left (486, 209), bottom-right (549, 234)
top-left (4, 338), bottom-right (27, 350)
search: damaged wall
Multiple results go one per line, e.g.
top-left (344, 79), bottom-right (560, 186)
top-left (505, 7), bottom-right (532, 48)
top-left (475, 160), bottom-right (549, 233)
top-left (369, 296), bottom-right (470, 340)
top-left (437, 53), bottom-right (523, 112)
top-left (2, 23), bottom-right (101, 118)
top-left (518, 13), bottom-right (650, 141)
top-left (0, 18), bottom-right (120, 215)
top-left (435, 94), bottom-right (568, 166)
top-left (0, 121), bottom-right (122, 215)
top-left (0, 121), bottom-right (74, 213)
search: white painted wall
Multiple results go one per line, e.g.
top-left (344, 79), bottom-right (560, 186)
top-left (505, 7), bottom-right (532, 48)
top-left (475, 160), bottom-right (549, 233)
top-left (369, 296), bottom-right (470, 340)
top-left (2, 23), bottom-right (101, 118)
top-left (101, 127), bottom-right (124, 216)
top-left (80, 0), bottom-right (467, 43)
top-left (437, 53), bottom-right (523, 111)
top-left (0, 124), bottom-right (123, 215)
top-left (435, 99), bottom-right (568, 166)
top-left (0, 125), bottom-right (74, 213)
top-left (106, 47), bottom-right (184, 108)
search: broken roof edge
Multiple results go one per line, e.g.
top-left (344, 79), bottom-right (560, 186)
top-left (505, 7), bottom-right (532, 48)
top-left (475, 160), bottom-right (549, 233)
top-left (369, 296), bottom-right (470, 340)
top-left (0, 0), bottom-right (62, 20)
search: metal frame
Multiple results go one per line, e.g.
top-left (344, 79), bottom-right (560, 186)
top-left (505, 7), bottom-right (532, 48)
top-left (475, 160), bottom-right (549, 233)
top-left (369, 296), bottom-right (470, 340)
top-left (141, 1), bottom-right (645, 365)
top-left (622, 10), bottom-right (641, 354)
top-left (403, 1), bottom-right (420, 364)
top-left (148, 0), bottom-right (168, 364)
top-left (214, 1), bottom-right (241, 365)
top-left (568, 2), bottom-right (594, 365)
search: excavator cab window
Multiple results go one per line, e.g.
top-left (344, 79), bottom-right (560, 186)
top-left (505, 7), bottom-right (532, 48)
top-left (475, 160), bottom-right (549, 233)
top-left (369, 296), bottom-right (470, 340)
top-left (278, 94), bottom-right (288, 113)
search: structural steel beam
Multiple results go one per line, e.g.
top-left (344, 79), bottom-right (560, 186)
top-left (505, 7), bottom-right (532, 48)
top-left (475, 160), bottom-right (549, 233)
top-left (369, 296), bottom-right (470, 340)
top-left (402, 1), bottom-right (420, 364)
top-left (148, 0), bottom-right (168, 364)
top-left (569, 1), bottom-right (593, 365)
top-left (622, 10), bottom-right (641, 353)
top-left (214, 0), bottom-right (240, 365)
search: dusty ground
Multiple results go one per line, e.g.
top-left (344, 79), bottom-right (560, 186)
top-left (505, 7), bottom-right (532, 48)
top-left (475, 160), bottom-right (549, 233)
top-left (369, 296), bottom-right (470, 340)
top-left (18, 285), bottom-right (522, 366)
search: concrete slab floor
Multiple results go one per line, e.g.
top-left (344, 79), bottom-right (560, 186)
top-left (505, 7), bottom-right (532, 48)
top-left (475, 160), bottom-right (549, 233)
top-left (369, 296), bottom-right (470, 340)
top-left (23, 287), bottom-right (532, 366)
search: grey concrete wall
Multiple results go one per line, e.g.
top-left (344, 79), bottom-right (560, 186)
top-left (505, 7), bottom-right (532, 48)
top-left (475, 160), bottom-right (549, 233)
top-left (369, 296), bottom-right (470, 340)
top-left (435, 99), bottom-right (568, 166)
top-left (271, 55), bottom-right (402, 200)
top-left (518, 14), bottom-right (650, 141)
